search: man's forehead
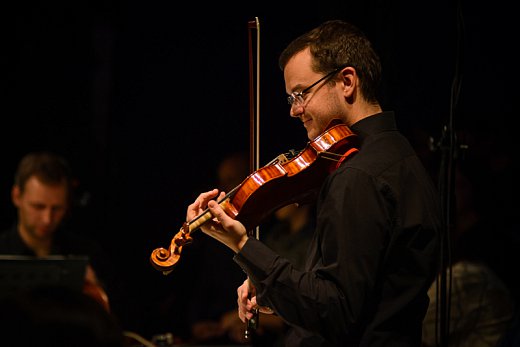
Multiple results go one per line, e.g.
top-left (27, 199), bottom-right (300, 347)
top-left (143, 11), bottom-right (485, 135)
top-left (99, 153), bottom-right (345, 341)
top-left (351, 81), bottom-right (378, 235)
top-left (22, 176), bottom-right (68, 198)
top-left (284, 49), bottom-right (319, 91)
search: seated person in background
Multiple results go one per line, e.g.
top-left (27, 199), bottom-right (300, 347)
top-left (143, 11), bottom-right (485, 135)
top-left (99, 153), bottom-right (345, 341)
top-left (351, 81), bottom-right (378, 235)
top-left (262, 202), bottom-right (315, 270)
top-left (422, 165), bottom-right (515, 347)
top-left (0, 151), bottom-right (115, 312)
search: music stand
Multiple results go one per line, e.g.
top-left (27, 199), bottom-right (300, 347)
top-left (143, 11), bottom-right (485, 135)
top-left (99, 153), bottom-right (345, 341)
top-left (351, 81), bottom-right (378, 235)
top-left (0, 255), bottom-right (88, 297)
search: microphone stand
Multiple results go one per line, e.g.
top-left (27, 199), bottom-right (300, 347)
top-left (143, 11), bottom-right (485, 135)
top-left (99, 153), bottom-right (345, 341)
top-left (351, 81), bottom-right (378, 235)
top-left (431, 1), bottom-right (465, 346)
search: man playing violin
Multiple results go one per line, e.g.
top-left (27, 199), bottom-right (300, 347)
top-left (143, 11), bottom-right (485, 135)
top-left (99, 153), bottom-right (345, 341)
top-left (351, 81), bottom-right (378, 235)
top-left (187, 20), bottom-right (442, 346)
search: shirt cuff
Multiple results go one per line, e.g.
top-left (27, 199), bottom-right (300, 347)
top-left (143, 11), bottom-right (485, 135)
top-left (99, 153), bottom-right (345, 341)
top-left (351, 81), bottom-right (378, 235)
top-left (233, 237), bottom-right (278, 283)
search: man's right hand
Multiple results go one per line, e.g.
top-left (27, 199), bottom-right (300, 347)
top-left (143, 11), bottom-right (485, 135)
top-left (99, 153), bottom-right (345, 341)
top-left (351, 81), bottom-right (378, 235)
top-left (237, 279), bottom-right (274, 323)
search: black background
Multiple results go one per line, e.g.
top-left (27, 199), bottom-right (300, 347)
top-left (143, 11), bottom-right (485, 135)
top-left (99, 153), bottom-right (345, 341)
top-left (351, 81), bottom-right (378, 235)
top-left (1, 0), bottom-right (517, 340)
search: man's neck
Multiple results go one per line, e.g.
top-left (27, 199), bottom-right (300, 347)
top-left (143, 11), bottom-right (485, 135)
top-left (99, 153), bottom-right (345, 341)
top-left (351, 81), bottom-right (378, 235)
top-left (348, 103), bottom-right (382, 126)
top-left (18, 225), bottom-right (52, 257)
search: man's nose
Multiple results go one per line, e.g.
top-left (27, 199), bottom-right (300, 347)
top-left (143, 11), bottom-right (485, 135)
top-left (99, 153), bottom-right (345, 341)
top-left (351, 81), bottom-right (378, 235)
top-left (289, 104), bottom-right (304, 118)
top-left (41, 209), bottom-right (54, 224)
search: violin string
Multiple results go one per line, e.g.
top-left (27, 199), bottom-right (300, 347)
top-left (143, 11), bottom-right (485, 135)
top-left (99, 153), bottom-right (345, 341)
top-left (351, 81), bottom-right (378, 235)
top-left (320, 151), bottom-right (346, 162)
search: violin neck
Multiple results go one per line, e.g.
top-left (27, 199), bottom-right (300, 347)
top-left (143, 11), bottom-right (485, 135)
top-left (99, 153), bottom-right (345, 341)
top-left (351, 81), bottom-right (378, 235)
top-left (188, 192), bottom-right (236, 234)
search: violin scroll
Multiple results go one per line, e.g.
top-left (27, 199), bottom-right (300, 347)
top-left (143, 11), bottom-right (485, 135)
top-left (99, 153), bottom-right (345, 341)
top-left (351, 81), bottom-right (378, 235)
top-left (150, 222), bottom-right (193, 274)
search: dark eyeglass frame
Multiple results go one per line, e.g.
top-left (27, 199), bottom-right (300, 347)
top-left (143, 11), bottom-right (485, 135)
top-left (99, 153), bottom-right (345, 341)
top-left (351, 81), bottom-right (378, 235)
top-left (287, 66), bottom-right (346, 106)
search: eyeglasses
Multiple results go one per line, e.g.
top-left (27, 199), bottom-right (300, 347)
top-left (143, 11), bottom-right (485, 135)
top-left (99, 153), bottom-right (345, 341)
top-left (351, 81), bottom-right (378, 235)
top-left (287, 66), bottom-right (345, 107)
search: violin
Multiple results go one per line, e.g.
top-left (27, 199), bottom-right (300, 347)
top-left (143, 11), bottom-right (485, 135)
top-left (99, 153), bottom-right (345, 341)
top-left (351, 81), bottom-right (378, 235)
top-left (83, 264), bottom-right (110, 312)
top-left (150, 119), bottom-right (359, 274)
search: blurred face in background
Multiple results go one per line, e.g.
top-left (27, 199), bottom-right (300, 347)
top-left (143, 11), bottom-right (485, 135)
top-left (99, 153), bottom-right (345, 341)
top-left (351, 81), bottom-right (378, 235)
top-left (11, 175), bottom-right (69, 241)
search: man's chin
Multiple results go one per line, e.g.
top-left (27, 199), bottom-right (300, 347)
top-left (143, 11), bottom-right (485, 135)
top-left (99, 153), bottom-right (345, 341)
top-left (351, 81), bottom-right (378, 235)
top-left (34, 229), bottom-right (54, 239)
top-left (307, 128), bottom-right (320, 141)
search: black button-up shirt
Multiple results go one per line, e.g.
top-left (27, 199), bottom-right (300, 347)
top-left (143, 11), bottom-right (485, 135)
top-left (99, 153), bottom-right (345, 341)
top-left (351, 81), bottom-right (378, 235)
top-left (234, 111), bottom-right (442, 346)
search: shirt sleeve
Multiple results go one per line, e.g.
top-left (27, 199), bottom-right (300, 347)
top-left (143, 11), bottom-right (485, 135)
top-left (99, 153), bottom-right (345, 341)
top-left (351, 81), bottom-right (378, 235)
top-left (233, 167), bottom-right (390, 341)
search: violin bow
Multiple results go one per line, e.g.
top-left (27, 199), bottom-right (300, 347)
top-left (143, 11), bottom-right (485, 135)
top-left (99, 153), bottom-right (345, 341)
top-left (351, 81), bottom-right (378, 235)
top-left (245, 16), bottom-right (260, 340)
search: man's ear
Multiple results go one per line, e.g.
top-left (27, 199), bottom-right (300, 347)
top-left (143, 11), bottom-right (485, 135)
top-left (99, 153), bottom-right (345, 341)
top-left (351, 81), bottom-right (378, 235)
top-left (341, 66), bottom-right (356, 100)
top-left (11, 185), bottom-right (21, 207)
top-left (341, 66), bottom-right (357, 93)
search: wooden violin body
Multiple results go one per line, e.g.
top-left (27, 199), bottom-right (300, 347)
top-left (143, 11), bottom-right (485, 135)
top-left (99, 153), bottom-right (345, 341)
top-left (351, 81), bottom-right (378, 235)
top-left (150, 120), bottom-right (359, 274)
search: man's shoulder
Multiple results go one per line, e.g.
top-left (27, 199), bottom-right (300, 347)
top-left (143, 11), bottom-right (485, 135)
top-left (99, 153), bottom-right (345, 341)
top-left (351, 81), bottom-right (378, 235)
top-left (0, 224), bottom-right (16, 235)
top-left (0, 224), bottom-right (16, 240)
top-left (54, 226), bottom-right (112, 254)
top-left (54, 229), bottom-right (105, 253)
top-left (0, 225), bottom-right (23, 253)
